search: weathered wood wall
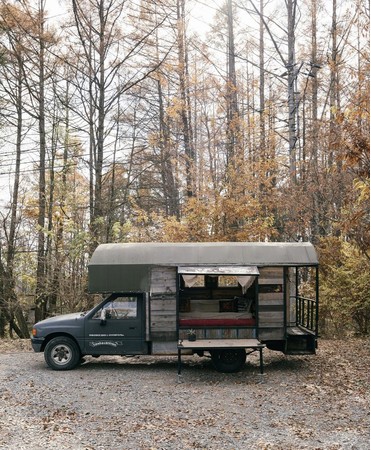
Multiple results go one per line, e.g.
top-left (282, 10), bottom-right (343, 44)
top-left (258, 267), bottom-right (285, 340)
top-left (149, 267), bottom-right (177, 341)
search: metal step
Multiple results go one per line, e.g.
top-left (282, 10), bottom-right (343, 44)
top-left (287, 326), bottom-right (315, 336)
top-left (284, 330), bottom-right (316, 355)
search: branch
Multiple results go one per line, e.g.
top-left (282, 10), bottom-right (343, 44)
top-left (244, 0), bottom-right (287, 67)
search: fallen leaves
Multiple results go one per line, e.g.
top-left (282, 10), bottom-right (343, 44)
top-left (42, 408), bottom-right (78, 434)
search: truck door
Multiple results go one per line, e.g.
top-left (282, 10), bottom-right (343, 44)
top-left (84, 293), bottom-right (147, 355)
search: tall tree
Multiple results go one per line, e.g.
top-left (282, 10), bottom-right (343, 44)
top-left (286, 0), bottom-right (298, 181)
top-left (35, 0), bottom-right (47, 322)
top-left (245, 0), bottom-right (299, 182)
top-left (258, 0), bottom-right (266, 156)
top-left (0, 0), bottom-right (43, 333)
top-left (70, 0), bottom-right (171, 247)
top-left (176, 0), bottom-right (195, 197)
top-left (226, 0), bottom-right (241, 168)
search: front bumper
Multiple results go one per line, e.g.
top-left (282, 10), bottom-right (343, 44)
top-left (31, 337), bottom-right (45, 352)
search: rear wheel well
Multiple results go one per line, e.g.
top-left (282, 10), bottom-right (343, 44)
top-left (210, 348), bottom-right (246, 373)
top-left (262, 340), bottom-right (285, 352)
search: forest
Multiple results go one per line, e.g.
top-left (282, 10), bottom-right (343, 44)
top-left (0, 0), bottom-right (368, 339)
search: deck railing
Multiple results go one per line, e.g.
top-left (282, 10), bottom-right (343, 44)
top-left (296, 296), bottom-right (317, 333)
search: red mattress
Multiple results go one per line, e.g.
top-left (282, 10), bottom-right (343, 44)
top-left (179, 318), bottom-right (256, 327)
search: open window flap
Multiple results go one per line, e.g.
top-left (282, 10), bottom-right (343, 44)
top-left (178, 265), bottom-right (260, 276)
top-left (182, 274), bottom-right (200, 288)
top-left (237, 275), bottom-right (256, 294)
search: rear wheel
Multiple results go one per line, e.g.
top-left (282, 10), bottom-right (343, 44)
top-left (211, 348), bottom-right (246, 373)
top-left (44, 337), bottom-right (81, 371)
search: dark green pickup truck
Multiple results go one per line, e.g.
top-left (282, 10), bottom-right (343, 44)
top-left (32, 293), bottom-right (147, 370)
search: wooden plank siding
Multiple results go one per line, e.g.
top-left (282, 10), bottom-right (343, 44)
top-left (150, 267), bottom-right (177, 341)
top-left (150, 267), bottom-right (177, 293)
top-left (258, 267), bottom-right (285, 340)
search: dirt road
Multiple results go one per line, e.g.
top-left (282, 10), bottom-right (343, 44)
top-left (0, 338), bottom-right (369, 449)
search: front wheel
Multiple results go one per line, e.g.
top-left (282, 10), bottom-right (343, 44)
top-left (211, 348), bottom-right (246, 373)
top-left (44, 337), bottom-right (81, 371)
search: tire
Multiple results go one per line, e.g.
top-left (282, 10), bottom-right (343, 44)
top-left (44, 336), bottom-right (81, 371)
top-left (211, 348), bottom-right (246, 373)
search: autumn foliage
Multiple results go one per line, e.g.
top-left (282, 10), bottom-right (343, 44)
top-left (0, 0), bottom-right (369, 337)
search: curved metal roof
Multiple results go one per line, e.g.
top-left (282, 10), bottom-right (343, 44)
top-left (89, 242), bottom-right (318, 267)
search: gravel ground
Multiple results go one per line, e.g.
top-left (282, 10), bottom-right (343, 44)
top-left (0, 338), bottom-right (369, 450)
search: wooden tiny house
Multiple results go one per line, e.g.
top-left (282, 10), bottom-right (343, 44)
top-left (87, 242), bottom-right (319, 372)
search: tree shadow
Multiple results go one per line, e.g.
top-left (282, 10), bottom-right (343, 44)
top-left (33, 351), bottom-right (314, 382)
top-left (76, 354), bottom-right (269, 385)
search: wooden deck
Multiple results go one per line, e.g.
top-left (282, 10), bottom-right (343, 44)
top-left (177, 339), bottom-right (265, 375)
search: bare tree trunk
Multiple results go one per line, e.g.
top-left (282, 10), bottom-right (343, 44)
top-left (45, 85), bottom-right (62, 317)
top-left (329, 0), bottom-right (342, 170)
top-left (259, 0), bottom-right (265, 156)
top-left (4, 58), bottom-right (29, 338)
top-left (89, 39), bottom-right (95, 249)
top-left (7, 62), bottom-right (22, 272)
top-left (157, 77), bottom-right (179, 217)
top-left (328, 0), bottom-right (343, 234)
top-left (106, 103), bottom-right (119, 243)
top-left (246, 0), bottom-right (298, 183)
top-left (51, 77), bottom-right (71, 311)
top-left (177, 0), bottom-right (195, 198)
top-left (35, 2), bottom-right (47, 323)
top-left (0, 247), bottom-right (6, 337)
top-left (226, 0), bottom-right (240, 168)
top-left (329, 0), bottom-right (337, 168)
top-left (309, 0), bottom-right (321, 239)
top-left (93, 0), bottom-right (106, 242)
top-left (287, 0), bottom-right (297, 182)
top-left (0, 2), bottom-right (31, 337)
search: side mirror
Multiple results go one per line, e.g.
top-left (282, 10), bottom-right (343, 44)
top-left (100, 308), bottom-right (107, 326)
